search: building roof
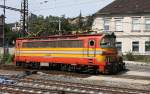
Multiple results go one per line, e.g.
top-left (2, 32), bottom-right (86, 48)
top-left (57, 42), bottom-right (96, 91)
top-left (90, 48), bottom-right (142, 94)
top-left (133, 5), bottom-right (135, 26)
top-left (96, 0), bottom-right (150, 15)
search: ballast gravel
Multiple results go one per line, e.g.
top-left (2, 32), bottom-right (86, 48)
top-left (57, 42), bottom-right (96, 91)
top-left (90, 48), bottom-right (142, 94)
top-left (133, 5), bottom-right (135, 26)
top-left (25, 61), bottom-right (150, 91)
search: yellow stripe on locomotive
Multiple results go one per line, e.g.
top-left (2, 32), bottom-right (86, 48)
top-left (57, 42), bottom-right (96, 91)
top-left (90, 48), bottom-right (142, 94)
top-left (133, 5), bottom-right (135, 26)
top-left (14, 33), bottom-right (125, 74)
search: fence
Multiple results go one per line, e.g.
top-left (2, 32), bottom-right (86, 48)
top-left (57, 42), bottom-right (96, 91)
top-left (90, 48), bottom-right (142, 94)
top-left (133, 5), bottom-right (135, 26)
top-left (0, 47), bottom-right (15, 55)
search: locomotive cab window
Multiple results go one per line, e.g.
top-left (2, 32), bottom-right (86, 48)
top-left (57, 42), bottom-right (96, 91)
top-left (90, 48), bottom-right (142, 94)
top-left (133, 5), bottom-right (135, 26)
top-left (22, 40), bottom-right (83, 48)
top-left (16, 43), bottom-right (20, 48)
top-left (89, 40), bottom-right (95, 47)
top-left (100, 37), bottom-right (115, 48)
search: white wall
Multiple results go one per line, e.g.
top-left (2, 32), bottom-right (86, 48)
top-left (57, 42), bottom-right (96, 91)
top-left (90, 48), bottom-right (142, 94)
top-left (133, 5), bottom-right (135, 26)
top-left (92, 15), bottom-right (150, 35)
top-left (116, 37), bottom-right (150, 55)
top-left (0, 47), bottom-right (15, 55)
top-left (92, 17), bottom-right (104, 32)
top-left (92, 15), bottom-right (150, 55)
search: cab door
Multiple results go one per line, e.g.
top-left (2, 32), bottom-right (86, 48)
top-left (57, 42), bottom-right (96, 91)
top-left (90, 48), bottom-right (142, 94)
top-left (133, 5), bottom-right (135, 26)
top-left (87, 39), bottom-right (96, 57)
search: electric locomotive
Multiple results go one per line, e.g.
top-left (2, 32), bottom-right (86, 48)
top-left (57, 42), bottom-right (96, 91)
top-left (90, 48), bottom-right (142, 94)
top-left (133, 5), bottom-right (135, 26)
top-left (14, 32), bottom-right (125, 74)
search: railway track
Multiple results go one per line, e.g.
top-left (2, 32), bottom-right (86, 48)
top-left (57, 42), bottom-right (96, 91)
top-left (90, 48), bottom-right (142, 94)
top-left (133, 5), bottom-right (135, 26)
top-left (112, 74), bottom-right (150, 80)
top-left (1, 64), bottom-right (150, 80)
top-left (10, 77), bottom-right (150, 94)
top-left (0, 65), bottom-right (150, 94)
top-left (0, 78), bottom-right (149, 94)
top-left (0, 83), bottom-right (83, 94)
top-left (0, 84), bottom-right (49, 94)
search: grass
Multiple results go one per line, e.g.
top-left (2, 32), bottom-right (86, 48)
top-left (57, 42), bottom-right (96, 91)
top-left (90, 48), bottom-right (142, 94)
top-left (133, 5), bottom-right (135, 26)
top-left (0, 53), bottom-right (14, 64)
top-left (134, 55), bottom-right (150, 63)
top-left (123, 52), bottom-right (150, 63)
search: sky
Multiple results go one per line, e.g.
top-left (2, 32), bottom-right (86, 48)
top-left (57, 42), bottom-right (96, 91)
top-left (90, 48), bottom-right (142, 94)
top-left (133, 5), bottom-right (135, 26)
top-left (0, 0), bottom-right (113, 23)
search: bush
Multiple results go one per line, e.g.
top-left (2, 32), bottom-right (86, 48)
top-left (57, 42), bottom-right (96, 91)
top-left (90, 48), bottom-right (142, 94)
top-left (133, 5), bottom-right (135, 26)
top-left (124, 52), bottom-right (150, 63)
top-left (0, 54), bottom-right (2, 61)
top-left (0, 54), bottom-right (14, 64)
top-left (125, 52), bottom-right (135, 61)
top-left (5, 54), bottom-right (14, 64)
top-left (135, 55), bottom-right (150, 63)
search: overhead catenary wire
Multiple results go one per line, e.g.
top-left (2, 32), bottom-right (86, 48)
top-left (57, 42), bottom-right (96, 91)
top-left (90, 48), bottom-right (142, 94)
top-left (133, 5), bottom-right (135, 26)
top-left (30, 0), bottom-right (103, 13)
top-left (1, 0), bottom-right (106, 21)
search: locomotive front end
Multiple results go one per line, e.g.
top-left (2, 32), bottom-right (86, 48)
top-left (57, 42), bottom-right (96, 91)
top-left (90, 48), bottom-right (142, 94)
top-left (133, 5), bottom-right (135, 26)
top-left (99, 33), bottom-right (125, 74)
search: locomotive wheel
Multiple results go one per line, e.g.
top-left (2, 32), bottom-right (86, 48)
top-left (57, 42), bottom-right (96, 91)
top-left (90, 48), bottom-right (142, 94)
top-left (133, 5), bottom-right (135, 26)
top-left (88, 68), bottom-right (95, 74)
top-left (61, 64), bottom-right (67, 71)
top-left (68, 65), bottom-right (72, 72)
top-left (32, 62), bottom-right (40, 69)
top-left (69, 65), bottom-right (76, 72)
top-left (75, 65), bottom-right (83, 73)
top-left (104, 68), bottom-right (110, 74)
top-left (25, 63), bottom-right (31, 68)
top-left (49, 63), bottom-right (52, 70)
top-left (57, 64), bottom-right (61, 71)
top-left (53, 64), bottom-right (57, 70)
top-left (22, 62), bottom-right (26, 68)
top-left (122, 63), bottom-right (126, 70)
top-left (112, 64), bottom-right (116, 74)
top-left (112, 63), bottom-right (119, 74)
top-left (16, 62), bottom-right (22, 66)
top-left (92, 67), bottom-right (100, 74)
top-left (95, 69), bottom-right (100, 74)
top-left (52, 63), bottom-right (57, 70)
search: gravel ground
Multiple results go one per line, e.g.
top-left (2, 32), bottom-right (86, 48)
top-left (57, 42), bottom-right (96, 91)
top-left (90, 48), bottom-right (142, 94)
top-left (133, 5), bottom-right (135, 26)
top-left (125, 61), bottom-right (150, 72)
top-left (27, 72), bottom-right (150, 91)
top-left (0, 61), bottom-right (150, 92)
top-left (25, 61), bottom-right (150, 91)
top-left (0, 70), bottom-right (23, 76)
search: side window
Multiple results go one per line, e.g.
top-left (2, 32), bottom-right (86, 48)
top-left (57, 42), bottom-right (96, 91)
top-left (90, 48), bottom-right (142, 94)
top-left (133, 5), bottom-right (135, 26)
top-left (17, 42), bottom-right (20, 48)
top-left (132, 17), bottom-right (141, 31)
top-left (132, 41), bottom-right (139, 52)
top-left (116, 42), bottom-right (122, 51)
top-left (145, 41), bottom-right (150, 52)
top-left (104, 18), bottom-right (110, 31)
top-left (89, 40), bottom-right (95, 47)
top-left (100, 37), bottom-right (116, 48)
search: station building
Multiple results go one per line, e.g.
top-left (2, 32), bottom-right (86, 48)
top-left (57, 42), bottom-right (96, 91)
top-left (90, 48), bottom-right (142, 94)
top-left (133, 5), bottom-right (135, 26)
top-left (92, 0), bottom-right (150, 55)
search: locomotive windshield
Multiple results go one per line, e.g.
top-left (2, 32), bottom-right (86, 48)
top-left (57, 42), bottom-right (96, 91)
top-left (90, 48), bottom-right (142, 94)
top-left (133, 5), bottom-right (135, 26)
top-left (100, 36), bottom-right (116, 48)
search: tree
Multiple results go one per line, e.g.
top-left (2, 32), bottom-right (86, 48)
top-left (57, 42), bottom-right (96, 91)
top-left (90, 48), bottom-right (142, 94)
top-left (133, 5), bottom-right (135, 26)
top-left (27, 14), bottom-right (95, 37)
top-left (79, 14), bottom-right (95, 32)
top-left (78, 11), bottom-right (83, 31)
top-left (5, 24), bottom-right (19, 46)
top-left (85, 15), bottom-right (94, 30)
top-left (28, 15), bottom-right (78, 37)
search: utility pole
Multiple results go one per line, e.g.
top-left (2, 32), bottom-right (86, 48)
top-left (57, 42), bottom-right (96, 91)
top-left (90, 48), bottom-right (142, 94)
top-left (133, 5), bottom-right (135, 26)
top-left (2, 0), bottom-right (6, 64)
top-left (49, 17), bottom-right (62, 35)
top-left (21, 0), bottom-right (28, 37)
top-left (58, 17), bottom-right (62, 35)
top-left (0, 0), bottom-right (29, 37)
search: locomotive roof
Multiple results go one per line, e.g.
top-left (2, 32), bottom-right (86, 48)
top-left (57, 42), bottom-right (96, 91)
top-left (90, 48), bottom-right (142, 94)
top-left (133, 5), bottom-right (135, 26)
top-left (17, 32), bottom-right (115, 40)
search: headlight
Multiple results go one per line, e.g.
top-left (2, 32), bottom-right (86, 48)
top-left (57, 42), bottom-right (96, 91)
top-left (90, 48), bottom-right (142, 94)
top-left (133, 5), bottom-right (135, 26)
top-left (105, 56), bottom-right (112, 63)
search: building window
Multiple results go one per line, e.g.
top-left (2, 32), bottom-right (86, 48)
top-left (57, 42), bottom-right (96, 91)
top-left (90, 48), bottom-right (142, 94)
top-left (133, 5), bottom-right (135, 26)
top-left (145, 18), bottom-right (150, 31)
top-left (145, 41), bottom-right (150, 52)
top-left (115, 19), bottom-right (123, 31)
top-left (116, 42), bottom-right (122, 51)
top-left (132, 18), bottom-right (140, 31)
top-left (132, 41), bottom-right (139, 52)
top-left (104, 18), bottom-right (110, 31)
